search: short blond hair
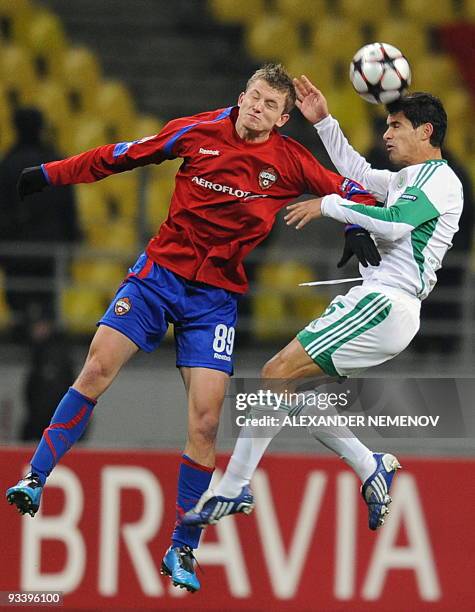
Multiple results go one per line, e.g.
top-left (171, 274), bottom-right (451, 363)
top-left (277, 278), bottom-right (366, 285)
top-left (246, 63), bottom-right (296, 114)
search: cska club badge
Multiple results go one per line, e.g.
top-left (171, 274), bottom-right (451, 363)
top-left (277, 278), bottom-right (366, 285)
top-left (114, 297), bottom-right (131, 316)
top-left (258, 166), bottom-right (278, 190)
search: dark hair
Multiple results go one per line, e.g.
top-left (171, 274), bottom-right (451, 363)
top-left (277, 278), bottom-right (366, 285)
top-left (246, 63), bottom-right (296, 114)
top-left (386, 92), bottom-right (447, 147)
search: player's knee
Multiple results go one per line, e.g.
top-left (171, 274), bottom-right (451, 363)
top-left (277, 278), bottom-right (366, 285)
top-left (261, 353), bottom-right (289, 379)
top-left (190, 408), bottom-right (220, 444)
top-left (78, 352), bottom-right (116, 389)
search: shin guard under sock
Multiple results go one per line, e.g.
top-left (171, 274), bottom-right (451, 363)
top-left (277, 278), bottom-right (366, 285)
top-left (30, 387), bottom-right (96, 485)
top-left (172, 454), bottom-right (214, 549)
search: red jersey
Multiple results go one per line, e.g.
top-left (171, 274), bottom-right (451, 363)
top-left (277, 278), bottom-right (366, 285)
top-left (43, 106), bottom-right (374, 293)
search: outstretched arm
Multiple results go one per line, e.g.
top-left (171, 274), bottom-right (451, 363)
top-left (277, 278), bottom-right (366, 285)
top-left (15, 110), bottom-right (214, 198)
top-left (285, 193), bottom-right (439, 242)
top-left (294, 75), bottom-right (393, 203)
top-left (17, 135), bottom-right (172, 200)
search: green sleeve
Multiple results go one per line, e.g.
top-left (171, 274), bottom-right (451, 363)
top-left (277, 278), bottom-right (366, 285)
top-left (344, 186), bottom-right (440, 228)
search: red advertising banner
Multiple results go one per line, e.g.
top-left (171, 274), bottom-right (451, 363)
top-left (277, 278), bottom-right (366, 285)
top-left (0, 448), bottom-right (474, 611)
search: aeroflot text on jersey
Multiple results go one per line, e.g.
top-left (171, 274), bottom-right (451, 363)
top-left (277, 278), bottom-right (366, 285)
top-left (191, 176), bottom-right (252, 198)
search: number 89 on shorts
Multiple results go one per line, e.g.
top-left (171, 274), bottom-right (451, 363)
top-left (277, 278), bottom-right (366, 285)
top-left (213, 323), bottom-right (235, 356)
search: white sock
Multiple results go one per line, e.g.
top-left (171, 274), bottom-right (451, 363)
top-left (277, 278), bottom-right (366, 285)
top-left (313, 432), bottom-right (376, 482)
top-left (215, 404), bottom-right (287, 498)
top-left (214, 436), bottom-right (275, 497)
top-left (306, 397), bottom-right (376, 482)
top-left (216, 417), bottom-right (376, 494)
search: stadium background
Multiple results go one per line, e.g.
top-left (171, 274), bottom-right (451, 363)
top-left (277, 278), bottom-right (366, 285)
top-left (0, 0), bottom-right (474, 610)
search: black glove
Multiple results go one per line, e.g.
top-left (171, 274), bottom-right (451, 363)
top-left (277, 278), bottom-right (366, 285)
top-left (338, 227), bottom-right (381, 268)
top-left (17, 166), bottom-right (48, 200)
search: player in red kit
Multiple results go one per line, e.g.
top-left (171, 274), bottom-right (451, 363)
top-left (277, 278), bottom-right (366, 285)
top-left (6, 64), bottom-right (378, 592)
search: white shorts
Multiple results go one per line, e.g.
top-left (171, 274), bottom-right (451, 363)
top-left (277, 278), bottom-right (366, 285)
top-left (297, 284), bottom-right (420, 377)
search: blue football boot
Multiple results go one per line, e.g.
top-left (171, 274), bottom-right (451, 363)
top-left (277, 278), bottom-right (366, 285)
top-left (161, 545), bottom-right (200, 593)
top-left (361, 453), bottom-right (402, 530)
top-left (6, 473), bottom-right (43, 517)
top-left (181, 485), bottom-right (254, 527)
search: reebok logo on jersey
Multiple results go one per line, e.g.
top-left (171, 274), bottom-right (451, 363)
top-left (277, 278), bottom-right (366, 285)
top-left (258, 166), bottom-right (278, 189)
top-left (114, 297), bottom-right (131, 316)
top-left (192, 176), bottom-right (251, 198)
top-left (400, 194), bottom-right (417, 201)
top-left (199, 147), bottom-right (220, 156)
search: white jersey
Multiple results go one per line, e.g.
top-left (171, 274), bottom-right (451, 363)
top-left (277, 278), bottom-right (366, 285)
top-left (315, 115), bottom-right (464, 301)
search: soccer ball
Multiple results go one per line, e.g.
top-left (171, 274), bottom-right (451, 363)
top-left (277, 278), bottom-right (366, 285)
top-left (349, 42), bottom-right (411, 104)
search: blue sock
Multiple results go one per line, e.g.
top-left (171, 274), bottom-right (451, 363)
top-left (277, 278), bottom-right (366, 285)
top-left (172, 454), bottom-right (214, 550)
top-left (30, 387), bottom-right (96, 485)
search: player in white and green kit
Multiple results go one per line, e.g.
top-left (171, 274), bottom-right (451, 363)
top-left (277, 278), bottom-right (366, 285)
top-left (292, 149), bottom-right (462, 375)
top-left (182, 79), bottom-right (463, 533)
top-left (288, 84), bottom-right (462, 377)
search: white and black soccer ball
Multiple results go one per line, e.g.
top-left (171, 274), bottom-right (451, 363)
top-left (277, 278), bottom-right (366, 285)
top-left (349, 42), bottom-right (412, 104)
